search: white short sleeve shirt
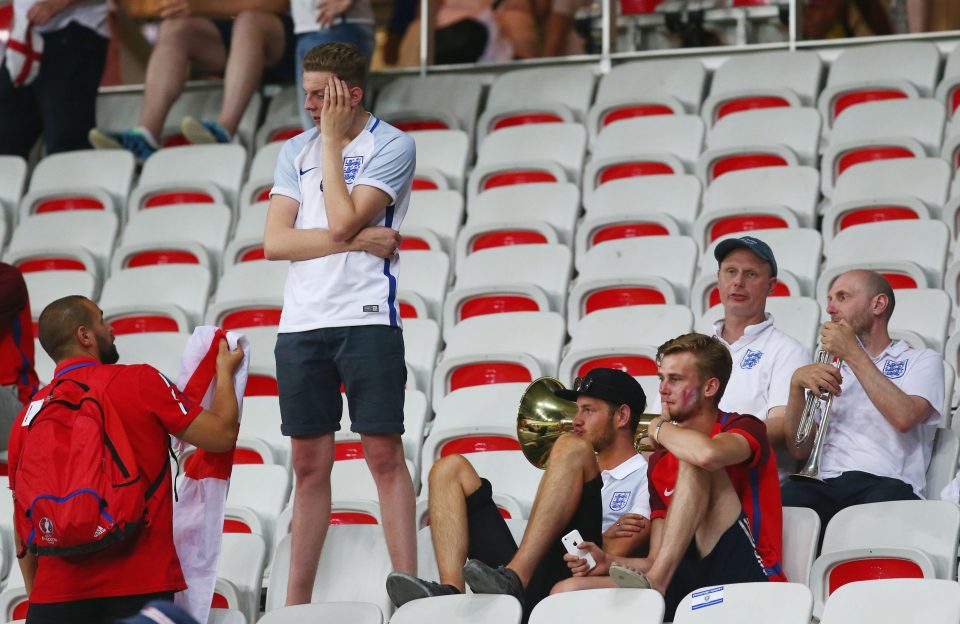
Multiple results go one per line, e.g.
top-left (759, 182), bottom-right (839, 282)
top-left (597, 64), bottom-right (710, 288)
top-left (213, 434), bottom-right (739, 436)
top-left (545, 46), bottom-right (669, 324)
top-left (291, 0), bottom-right (375, 34)
top-left (14, 0), bottom-right (109, 38)
top-left (600, 453), bottom-right (651, 531)
top-left (270, 115), bottom-right (416, 332)
top-left (819, 340), bottom-right (943, 496)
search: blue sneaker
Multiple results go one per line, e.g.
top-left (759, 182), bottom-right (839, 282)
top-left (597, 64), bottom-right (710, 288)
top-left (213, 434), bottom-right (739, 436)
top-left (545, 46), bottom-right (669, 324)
top-left (88, 127), bottom-right (157, 161)
top-left (181, 116), bottom-right (231, 144)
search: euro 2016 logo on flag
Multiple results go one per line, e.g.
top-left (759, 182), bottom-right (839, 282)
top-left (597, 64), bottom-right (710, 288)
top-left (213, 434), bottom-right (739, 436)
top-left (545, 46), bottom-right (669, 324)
top-left (740, 349), bottom-right (763, 370)
top-left (610, 492), bottom-right (631, 511)
top-left (343, 156), bottom-right (363, 185)
top-left (883, 359), bottom-right (908, 379)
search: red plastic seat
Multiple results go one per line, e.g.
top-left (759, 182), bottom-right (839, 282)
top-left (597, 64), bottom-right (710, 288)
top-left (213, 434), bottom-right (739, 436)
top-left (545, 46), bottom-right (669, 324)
top-left (620, 0), bottom-right (664, 13)
top-left (268, 127), bottom-right (301, 143)
top-left (471, 230), bottom-right (549, 252)
top-left (708, 282), bottom-right (790, 308)
top-left (601, 104), bottom-right (674, 127)
top-left (838, 207), bottom-right (920, 231)
top-left (211, 593), bottom-right (230, 609)
top-left (220, 308), bottom-right (282, 329)
top-left (880, 273), bottom-right (918, 289)
top-left (450, 363), bottom-right (532, 391)
top-left (12, 600), bottom-right (28, 621)
top-left (331, 511), bottom-right (379, 525)
top-left (491, 113), bottom-right (564, 131)
top-left (710, 153), bottom-right (788, 181)
top-left (482, 170), bottom-right (558, 191)
top-left (399, 302), bottom-right (419, 318)
top-left (951, 87), bottom-right (960, 116)
top-left (828, 558), bottom-right (924, 595)
top-left (223, 518), bottom-right (254, 533)
top-left (708, 215), bottom-right (791, 241)
top-left (832, 89), bottom-right (909, 121)
top-left (440, 435), bottom-right (522, 456)
top-left (584, 287), bottom-right (667, 314)
top-left (392, 119), bottom-right (450, 132)
top-left (335, 441), bottom-right (364, 461)
top-left (162, 133), bottom-right (190, 147)
top-left (16, 257), bottom-right (87, 272)
top-left (459, 295), bottom-right (541, 321)
top-left (598, 162), bottom-right (675, 186)
top-left (400, 237), bottom-right (432, 251)
top-left (715, 95), bottom-right (791, 121)
top-left (576, 355), bottom-right (658, 378)
top-left (253, 186), bottom-right (270, 203)
top-left (109, 315), bottom-right (181, 335)
top-left (232, 447), bottom-right (268, 465)
top-left (245, 375), bottom-right (279, 396)
top-left (412, 178), bottom-right (440, 191)
top-left (125, 249), bottom-right (201, 267)
top-left (143, 190), bottom-right (216, 208)
top-left (836, 147), bottom-right (915, 176)
top-left (591, 222), bottom-right (671, 245)
top-left (238, 246), bottom-right (265, 262)
top-left (34, 196), bottom-right (105, 213)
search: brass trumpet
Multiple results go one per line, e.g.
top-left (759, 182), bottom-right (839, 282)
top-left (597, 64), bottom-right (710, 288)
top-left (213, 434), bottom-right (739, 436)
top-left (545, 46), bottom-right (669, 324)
top-left (791, 350), bottom-right (843, 482)
top-left (517, 376), bottom-right (656, 470)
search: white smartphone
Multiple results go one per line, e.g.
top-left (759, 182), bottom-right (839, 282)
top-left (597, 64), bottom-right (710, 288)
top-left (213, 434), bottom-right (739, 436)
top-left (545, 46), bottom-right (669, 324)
top-left (561, 529), bottom-right (596, 571)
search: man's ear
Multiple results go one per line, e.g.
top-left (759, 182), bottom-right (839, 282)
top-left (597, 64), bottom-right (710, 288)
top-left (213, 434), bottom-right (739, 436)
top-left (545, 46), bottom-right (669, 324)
top-left (616, 404), bottom-right (632, 429)
top-left (77, 325), bottom-right (93, 347)
top-left (703, 376), bottom-right (721, 399)
top-left (350, 86), bottom-right (363, 108)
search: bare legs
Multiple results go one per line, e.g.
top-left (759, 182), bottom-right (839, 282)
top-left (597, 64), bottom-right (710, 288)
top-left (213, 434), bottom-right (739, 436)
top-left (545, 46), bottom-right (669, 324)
top-left (218, 11), bottom-right (285, 135)
top-left (427, 454), bottom-right (483, 591)
top-left (362, 433), bottom-right (417, 575)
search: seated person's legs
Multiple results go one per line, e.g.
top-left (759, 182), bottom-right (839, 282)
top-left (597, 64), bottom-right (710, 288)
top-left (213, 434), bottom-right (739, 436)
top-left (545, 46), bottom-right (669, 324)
top-left (781, 477), bottom-right (843, 540)
top-left (845, 470), bottom-right (920, 505)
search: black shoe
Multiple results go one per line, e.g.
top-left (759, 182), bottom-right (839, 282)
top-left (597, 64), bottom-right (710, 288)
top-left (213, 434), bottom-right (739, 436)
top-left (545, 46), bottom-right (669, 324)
top-left (462, 559), bottom-right (525, 606)
top-left (386, 571), bottom-right (461, 608)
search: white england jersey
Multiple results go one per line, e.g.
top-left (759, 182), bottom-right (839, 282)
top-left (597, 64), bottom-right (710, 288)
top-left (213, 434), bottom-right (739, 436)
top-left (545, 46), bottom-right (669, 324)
top-left (270, 114), bottom-right (416, 332)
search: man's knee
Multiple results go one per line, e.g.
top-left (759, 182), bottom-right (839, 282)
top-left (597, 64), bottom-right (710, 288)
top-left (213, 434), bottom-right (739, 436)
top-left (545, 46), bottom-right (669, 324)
top-left (550, 433), bottom-right (594, 466)
top-left (291, 438), bottom-right (334, 483)
top-left (429, 453), bottom-right (479, 492)
top-left (156, 16), bottom-right (206, 45)
top-left (232, 10), bottom-right (279, 35)
top-left (361, 434), bottom-right (406, 477)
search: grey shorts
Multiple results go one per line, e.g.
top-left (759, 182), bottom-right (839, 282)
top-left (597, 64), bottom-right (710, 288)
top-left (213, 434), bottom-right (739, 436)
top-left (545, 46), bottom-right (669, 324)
top-left (275, 325), bottom-right (406, 437)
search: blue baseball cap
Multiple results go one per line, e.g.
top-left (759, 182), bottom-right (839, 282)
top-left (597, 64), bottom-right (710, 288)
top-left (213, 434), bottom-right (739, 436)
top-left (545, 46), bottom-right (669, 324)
top-left (714, 236), bottom-right (778, 277)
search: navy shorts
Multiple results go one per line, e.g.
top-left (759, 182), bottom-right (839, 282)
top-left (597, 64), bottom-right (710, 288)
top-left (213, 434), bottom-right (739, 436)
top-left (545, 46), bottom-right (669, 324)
top-left (275, 325), bottom-right (406, 437)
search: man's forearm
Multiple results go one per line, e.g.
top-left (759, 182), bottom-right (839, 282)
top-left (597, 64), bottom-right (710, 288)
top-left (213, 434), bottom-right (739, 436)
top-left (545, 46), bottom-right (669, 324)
top-left (322, 139), bottom-right (366, 241)
top-left (263, 226), bottom-right (357, 261)
top-left (846, 349), bottom-right (932, 432)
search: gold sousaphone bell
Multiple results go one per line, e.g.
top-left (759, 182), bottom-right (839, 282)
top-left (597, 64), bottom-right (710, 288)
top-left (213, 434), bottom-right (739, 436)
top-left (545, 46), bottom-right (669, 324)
top-left (517, 376), bottom-right (657, 469)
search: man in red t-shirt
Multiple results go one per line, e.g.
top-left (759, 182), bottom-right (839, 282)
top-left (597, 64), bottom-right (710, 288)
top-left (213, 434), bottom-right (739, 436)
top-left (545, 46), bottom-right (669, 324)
top-left (0, 263), bottom-right (40, 445)
top-left (566, 333), bottom-right (784, 621)
top-left (9, 295), bottom-right (244, 624)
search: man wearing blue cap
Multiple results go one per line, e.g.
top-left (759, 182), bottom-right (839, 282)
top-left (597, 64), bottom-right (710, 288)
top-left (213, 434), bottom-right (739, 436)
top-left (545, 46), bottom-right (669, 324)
top-left (709, 236), bottom-right (811, 481)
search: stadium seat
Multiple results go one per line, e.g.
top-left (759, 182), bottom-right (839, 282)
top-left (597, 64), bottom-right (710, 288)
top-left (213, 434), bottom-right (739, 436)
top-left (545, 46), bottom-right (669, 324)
top-left (238, 141), bottom-right (283, 209)
top-left (400, 190), bottom-right (464, 253)
top-left (258, 602), bottom-right (384, 624)
top-left (782, 506), bottom-right (821, 588)
top-left (819, 579), bottom-right (960, 624)
top-left (808, 500), bottom-right (960, 618)
top-left (700, 166), bottom-right (819, 229)
top-left (211, 577), bottom-right (243, 613)
top-left (0, 558), bottom-right (27, 622)
top-left (420, 450), bottom-right (542, 516)
top-left (432, 382), bottom-right (528, 433)
top-left (672, 582), bottom-right (812, 624)
top-left (583, 115), bottom-right (704, 201)
top-left (23, 270), bottom-right (97, 331)
top-left (374, 74), bottom-right (484, 141)
top-left (33, 338), bottom-right (54, 385)
top-left (432, 311), bottom-right (565, 406)
top-left (701, 50), bottom-right (823, 126)
top-left (817, 42), bottom-right (940, 127)
top-left (936, 43), bottom-right (960, 119)
top-left (398, 250), bottom-right (450, 321)
top-left (926, 429), bottom-right (960, 499)
top-left (421, 424), bottom-right (521, 480)
top-left (207, 608), bottom-right (247, 624)
top-left (0, 155), bottom-right (26, 238)
top-left (696, 108), bottom-right (821, 184)
top-left (223, 504), bottom-right (265, 537)
top-left (205, 260), bottom-right (288, 329)
top-left (112, 204), bottom-right (231, 275)
top-left (821, 99), bottom-right (945, 198)
top-left (586, 58), bottom-right (705, 143)
top-left (158, 88), bottom-right (260, 149)
top-left (467, 182), bottom-right (579, 246)
top-left (447, 245), bottom-right (573, 333)
top-left (255, 85), bottom-right (301, 147)
top-left (127, 144), bottom-right (246, 214)
top-left (7, 211), bottom-right (118, 276)
top-left (336, 389), bottom-right (429, 471)
top-left (941, 113), bottom-right (960, 172)
top-left (237, 395), bottom-right (289, 467)
top-left (4, 246), bottom-right (100, 284)
top-left (274, 499), bottom-right (384, 551)
top-left (692, 205), bottom-right (799, 251)
top-left (217, 533), bottom-right (266, 624)
top-left (467, 124), bottom-right (587, 199)
top-left (410, 129), bottom-right (469, 192)
top-left (560, 305), bottom-right (694, 381)
top-left (476, 65), bottom-right (596, 142)
top-left (583, 174), bottom-right (702, 236)
top-left (225, 464), bottom-right (289, 554)
top-left (392, 594), bottom-right (521, 624)
top-left (572, 236), bottom-right (699, 308)
top-left (455, 220), bottom-right (559, 272)
top-left (18, 150), bottom-right (134, 219)
top-left (697, 296), bottom-right (820, 352)
top-left (402, 317), bottom-right (440, 397)
top-left (885, 289), bottom-right (951, 354)
top-left (818, 221), bottom-right (949, 301)
top-left (113, 331), bottom-right (190, 381)
top-left (266, 526), bottom-right (394, 614)
top-left (100, 264), bottom-right (212, 329)
top-left (530, 588), bottom-right (664, 624)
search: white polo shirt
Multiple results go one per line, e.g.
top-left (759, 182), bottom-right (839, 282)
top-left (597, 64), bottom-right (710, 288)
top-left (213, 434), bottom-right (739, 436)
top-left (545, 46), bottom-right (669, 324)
top-left (713, 314), bottom-right (812, 421)
top-left (270, 114), bottom-right (415, 332)
top-left (600, 453), bottom-right (651, 531)
top-left (14, 0), bottom-right (109, 38)
top-left (819, 339), bottom-right (943, 497)
top-left (291, 0), bottom-right (375, 34)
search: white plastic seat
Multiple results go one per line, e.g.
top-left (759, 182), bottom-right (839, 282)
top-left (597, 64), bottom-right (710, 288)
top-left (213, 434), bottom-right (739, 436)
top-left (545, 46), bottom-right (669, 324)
top-left (530, 588), bottom-right (665, 624)
top-left (159, 88), bottom-right (260, 149)
top-left (700, 166), bottom-right (820, 229)
top-left (258, 602), bottom-right (383, 624)
top-left (113, 203), bottom-right (231, 274)
top-left (572, 236), bottom-right (698, 311)
top-left (375, 74), bottom-right (484, 141)
top-left (398, 250), bottom-right (450, 322)
top-left (817, 42), bottom-right (941, 127)
top-left (692, 207), bottom-right (799, 253)
top-left (266, 526), bottom-right (393, 614)
top-left (560, 306), bottom-right (694, 381)
top-left (392, 594), bottom-right (521, 624)
top-left (0, 155), bottom-right (26, 237)
top-left (886, 289), bottom-right (950, 355)
top-left (467, 182), bottom-right (579, 246)
top-left (336, 389), bottom-right (429, 471)
top-left (583, 115), bottom-right (704, 203)
top-left (454, 221), bottom-right (559, 272)
top-left (782, 506), bottom-right (820, 586)
top-left (254, 86), bottom-right (302, 148)
top-left (33, 337), bottom-right (55, 385)
top-left (128, 143), bottom-right (247, 214)
top-left (468, 124), bottom-right (586, 199)
top-left (410, 129), bottom-right (469, 191)
top-left (238, 141), bottom-right (283, 209)
top-left (7, 211), bottom-right (118, 276)
top-left (226, 464), bottom-right (290, 550)
top-left (432, 312), bottom-right (565, 407)
top-left (697, 297), bottom-right (821, 353)
top-left (420, 450), bottom-right (543, 516)
top-left (477, 65), bottom-right (596, 142)
top-left (272, 499), bottom-right (386, 550)
top-left (926, 429), bottom-right (960, 499)
top-left (582, 175), bottom-right (702, 235)
top-left (217, 533), bottom-right (266, 624)
top-left (808, 500), bottom-right (960, 618)
top-left (701, 50), bottom-right (823, 126)
top-left (401, 190), bottom-right (463, 254)
top-left (402, 317), bottom-right (440, 399)
top-left (205, 260), bottom-right (288, 329)
top-left (818, 221), bottom-right (949, 302)
top-left (19, 150), bottom-right (134, 219)
top-left (100, 265), bottom-right (211, 329)
top-left (937, 44), bottom-right (960, 120)
top-left (114, 331), bottom-right (190, 380)
top-left (231, 201), bottom-right (269, 246)
top-left (23, 270), bottom-right (97, 322)
top-left (821, 99), bottom-right (945, 198)
top-left (207, 608), bottom-right (247, 624)
top-left (696, 108), bottom-right (822, 184)
top-left (432, 383), bottom-right (529, 433)
top-left (831, 158), bottom-right (950, 224)
top-left (820, 578), bottom-right (960, 624)
top-left (237, 395), bottom-right (289, 468)
top-left (673, 582), bottom-right (813, 624)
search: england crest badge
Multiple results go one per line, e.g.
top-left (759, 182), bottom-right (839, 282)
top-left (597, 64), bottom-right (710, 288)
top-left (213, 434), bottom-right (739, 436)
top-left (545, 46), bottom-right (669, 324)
top-left (740, 349), bottom-right (763, 370)
top-left (343, 156), bottom-right (364, 184)
top-left (883, 359), bottom-right (908, 379)
top-left (610, 492), bottom-right (631, 512)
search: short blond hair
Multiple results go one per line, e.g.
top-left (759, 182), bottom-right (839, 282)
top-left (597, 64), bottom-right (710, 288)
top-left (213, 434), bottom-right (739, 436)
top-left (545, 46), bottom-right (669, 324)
top-left (656, 333), bottom-right (732, 402)
top-left (302, 42), bottom-right (367, 89)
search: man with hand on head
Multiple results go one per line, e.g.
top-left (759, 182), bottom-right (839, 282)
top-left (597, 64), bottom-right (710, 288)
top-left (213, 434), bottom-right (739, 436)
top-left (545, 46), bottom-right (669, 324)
top-left (264, 42), bottom-right (418, 606)
top-left (558, 334), bottom-right (784, 623)
top-left (11, 296), bottom-right (243, 623)
top-left (782, 270), bottom-right (943, 530)
top-left (385, 368), bottom-right (651, 617)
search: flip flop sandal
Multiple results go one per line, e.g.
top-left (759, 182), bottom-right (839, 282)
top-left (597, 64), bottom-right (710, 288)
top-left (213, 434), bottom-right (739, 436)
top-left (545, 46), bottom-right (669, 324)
top-left (610, 563), bottom-right (653, 589)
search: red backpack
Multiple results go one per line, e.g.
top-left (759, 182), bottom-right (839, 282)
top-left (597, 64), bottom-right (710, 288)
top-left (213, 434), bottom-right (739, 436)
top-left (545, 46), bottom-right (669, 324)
top-left (11, 369), bottom-right (169, 557)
